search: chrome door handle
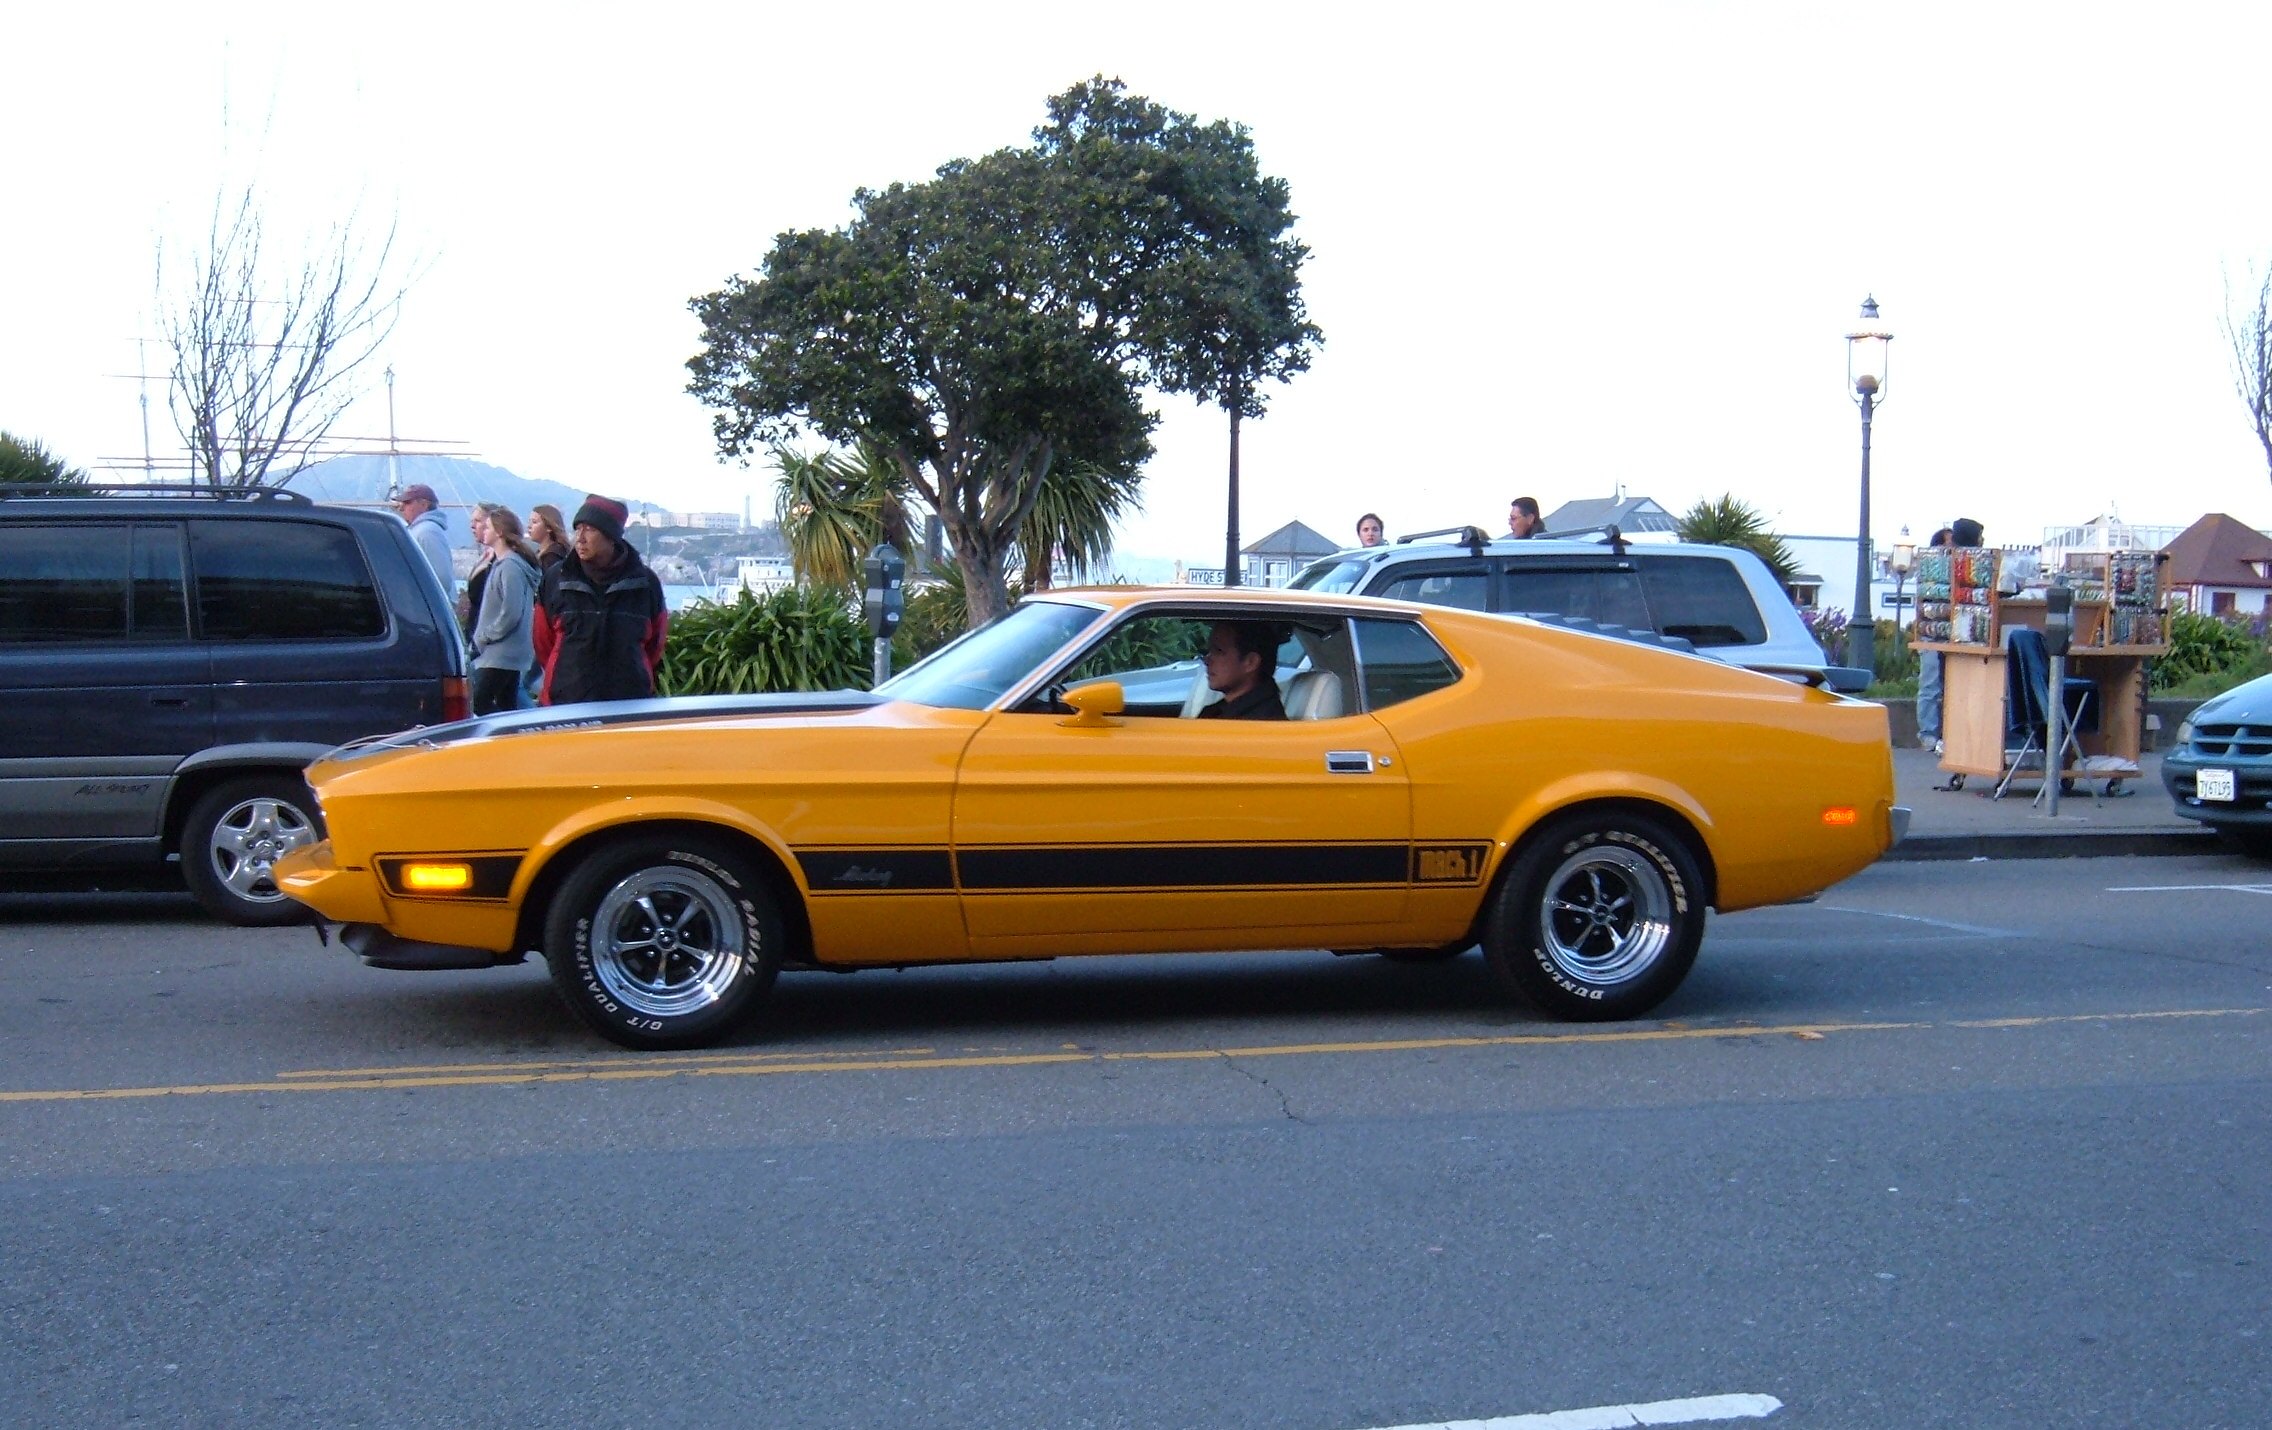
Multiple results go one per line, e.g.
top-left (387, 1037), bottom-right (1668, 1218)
top-left (1325, 751), bottom-right (1375, 774)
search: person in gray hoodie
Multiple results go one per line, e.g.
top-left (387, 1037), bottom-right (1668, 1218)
top-left (394, 483), bottom-right (457, 599)
top-left (469, 507), bottom-right (544, 714)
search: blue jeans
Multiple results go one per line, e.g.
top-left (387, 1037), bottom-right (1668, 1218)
top-left (1916, 649), bottom-right (1944, 743)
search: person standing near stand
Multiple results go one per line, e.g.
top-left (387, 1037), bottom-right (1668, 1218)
top-left (1916, 526), bottom-right (1954, 753)
top-left (533, 495), bottom-right (669, 706)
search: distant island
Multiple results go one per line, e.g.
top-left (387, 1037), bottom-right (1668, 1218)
top-left (290, 454), bottom-right (785, 588)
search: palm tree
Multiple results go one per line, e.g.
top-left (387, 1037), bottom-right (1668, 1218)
top-left (779, 441), bottom-right (1136, 595)
top-left (0, 431), bottom-right (87, 486)
top-left (1014, 459), bottom-right (1141, 588)
top-left (1678, 494), bottom-right (1801, 590)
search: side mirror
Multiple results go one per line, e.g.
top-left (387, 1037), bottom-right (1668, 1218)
top-left (1058, 681), bottom-right (1124, 729)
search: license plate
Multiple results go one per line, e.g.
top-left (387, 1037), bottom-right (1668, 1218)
top-left (2196, 768), bottom-right (2237, 802)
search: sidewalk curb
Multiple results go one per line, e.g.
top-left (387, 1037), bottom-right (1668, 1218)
top-left (1885, 829), bottom-right (2219, 862)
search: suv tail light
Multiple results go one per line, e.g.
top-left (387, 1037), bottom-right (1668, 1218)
top-left (440, 676), bottom-right (470, 723)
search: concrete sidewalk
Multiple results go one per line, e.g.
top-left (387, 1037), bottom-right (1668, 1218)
top-left (1884, 745), bottom-right (2216, 861)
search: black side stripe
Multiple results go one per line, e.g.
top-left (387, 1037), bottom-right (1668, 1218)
top-left (790, 842), bottom-right (1495, 894)
top-left (957, 843), bottom-right (1408, 892)
top-left (796, 848), bottom-right (956, 895)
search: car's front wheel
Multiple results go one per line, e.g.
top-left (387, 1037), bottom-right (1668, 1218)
top-left (543, 837), bottom-right (782, 1049)
top-left (179, 774), bottom-right (325, 926)
top-left (1483, 810), bottom-right (1705, 1021)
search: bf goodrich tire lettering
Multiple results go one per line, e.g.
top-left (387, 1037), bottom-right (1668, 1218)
top-left (1483, 811), bottom-right (1705, 1021)
top-left (543, 838), bottom-right (783, 1050)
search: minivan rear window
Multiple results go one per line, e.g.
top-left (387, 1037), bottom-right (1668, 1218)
top-left (0, 523), bottom-right (186, 643)
top-left (190, 520), bottom-right (385, 641)
top-left (1635, 556), bottom-right (1767, 647)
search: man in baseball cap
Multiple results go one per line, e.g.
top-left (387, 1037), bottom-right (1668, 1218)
top-left (393, 484), bottom-right (454, 592)
top-left (533, 494), bottom-right (669, 705)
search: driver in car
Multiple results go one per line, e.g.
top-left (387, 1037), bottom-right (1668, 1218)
top-left (1197, 621), bottom-right (1288, 721)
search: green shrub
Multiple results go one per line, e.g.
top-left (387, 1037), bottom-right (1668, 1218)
top-left (657, 584), bottom-right (870, 695)
top-left (2151, 611), bottom-right (2264, 692)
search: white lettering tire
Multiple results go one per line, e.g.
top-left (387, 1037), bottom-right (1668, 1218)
top-left (543, 838), bottom-right (782, 1049)
top-left (1483, 811), bottom-right (1705, 1021)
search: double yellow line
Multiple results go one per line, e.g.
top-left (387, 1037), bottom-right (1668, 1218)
top-left (0, 1007), bottom-right (2257, 1105)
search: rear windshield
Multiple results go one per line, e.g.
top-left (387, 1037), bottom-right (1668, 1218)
top-left (1635, 556), bottom-right (1767, 647)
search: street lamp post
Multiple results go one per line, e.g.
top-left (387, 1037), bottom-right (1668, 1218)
top-left (1891, 526), bottom-right (1916, 663)
top-left (1846, 296), bottom-right (1893, 679)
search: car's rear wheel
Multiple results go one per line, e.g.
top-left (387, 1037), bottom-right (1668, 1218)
top-left (1483, 810), bottom-right (1705, 1021)
top-left (543, 836), bottom-right (782, 1049)
top-left (179, 774), bottom-right (325, 926)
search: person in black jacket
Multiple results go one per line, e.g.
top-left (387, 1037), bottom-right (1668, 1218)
top-left (532, 495), bottom-right (670, 706)
top-left (1508, 496), bottom-right (1548, 539)
top-left (1195, 621), bottom-right (1287, 721)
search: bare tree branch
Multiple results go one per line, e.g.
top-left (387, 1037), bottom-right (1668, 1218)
top-left (158, 182), bottom-right (410, 488)
top-left (2222, 261), bottom-right (2272, 484)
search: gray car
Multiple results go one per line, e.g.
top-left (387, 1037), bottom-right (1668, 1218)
top-left (2160, 670), bottom-right (2272, 855)
top-left (1290, 526), bottom-right (1865, 691)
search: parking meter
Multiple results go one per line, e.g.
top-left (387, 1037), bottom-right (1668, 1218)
top-left (2043, 580), bottom-right (2074, 817)
top-left (861, 543), bottom-right (905, 687)
top-left (2043, 580), bottom-right (2074, 657)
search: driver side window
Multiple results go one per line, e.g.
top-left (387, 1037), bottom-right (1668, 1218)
top-left (1039, 615), bottom-right (1213, 718)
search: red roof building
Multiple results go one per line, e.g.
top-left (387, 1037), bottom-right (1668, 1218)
top-left (2160, 513), bottom-right (2272, 616)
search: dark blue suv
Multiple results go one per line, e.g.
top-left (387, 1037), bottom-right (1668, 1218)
top-left (0, 487), bottom-right (467, 923)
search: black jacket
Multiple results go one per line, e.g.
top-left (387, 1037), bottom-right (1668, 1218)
top-left (534, 544), bottom-right (670, 705)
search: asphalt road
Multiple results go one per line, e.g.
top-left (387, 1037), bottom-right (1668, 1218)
top-left (4, 853), bottom-right (2269, 1429)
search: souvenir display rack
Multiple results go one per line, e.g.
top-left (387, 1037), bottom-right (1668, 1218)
top-left (1915, 548), bottom-right (2169, 795)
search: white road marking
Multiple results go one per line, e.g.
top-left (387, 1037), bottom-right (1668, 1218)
top-left (2105, 882), bottom-right (2272, 895)
top-left (1815, 905), bottom-right (2017, 936)
top-left (1358, 1391), bottom-right (1782, 1429)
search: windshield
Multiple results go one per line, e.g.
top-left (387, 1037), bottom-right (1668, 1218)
top-left (873, 600), bottom-right (1104, 710)
top-left (1290, 558), bottom-right (1368, 594)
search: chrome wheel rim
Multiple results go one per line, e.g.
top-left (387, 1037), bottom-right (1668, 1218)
top-left (207, 796), bottom-right (319, 903)
top-left (588, 867), bottom-right (747, 1018)
top-left (1539, 844), bottom-right (1673, 987)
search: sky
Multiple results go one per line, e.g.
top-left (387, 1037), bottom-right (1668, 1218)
top-left (7, 1), bottom-right (2272, 570)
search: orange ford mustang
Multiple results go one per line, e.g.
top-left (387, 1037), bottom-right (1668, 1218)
top-left (276, 587), bottom-right (1906, 1048)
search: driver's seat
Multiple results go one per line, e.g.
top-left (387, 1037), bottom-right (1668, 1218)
top-left (1283, 670), bottom-right (1344, 720)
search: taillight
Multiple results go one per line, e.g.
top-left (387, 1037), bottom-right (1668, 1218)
top-left (441, 676), bottom-right (470, 723)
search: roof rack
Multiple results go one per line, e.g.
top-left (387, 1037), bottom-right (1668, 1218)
top-left (1540, 522), bottom-right (1631, 556)
top-left (0, 482), bottom-right (312, 504)
top-left (1395, 525), bottom-right (1492, 555)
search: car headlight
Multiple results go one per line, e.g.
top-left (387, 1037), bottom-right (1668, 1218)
top-left (2175, 717), bottom-right (2195, 748)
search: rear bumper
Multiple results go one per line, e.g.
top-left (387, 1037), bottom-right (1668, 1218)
top-left (1889, 804), bottom-right (1912, 845)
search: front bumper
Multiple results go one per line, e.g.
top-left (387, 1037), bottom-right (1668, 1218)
top-left (2160, 755), bottom-right (2272, 828)
top-left (274, 841), bottom-right (387, 924)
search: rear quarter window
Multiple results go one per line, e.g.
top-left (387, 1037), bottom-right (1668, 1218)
top-left (190, 519), bottom-right (386, 641)
top-left (1636, 556), bottom-right (1767, 647)
top-left (1500, 565), bottom-right (1652, 630)
top-left (1354, 618), bottom-right (1461, 710)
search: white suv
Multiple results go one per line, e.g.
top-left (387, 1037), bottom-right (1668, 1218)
top-left (1290, 526), bottom-right (1865, 692)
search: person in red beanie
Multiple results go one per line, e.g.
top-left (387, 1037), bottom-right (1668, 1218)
top-left (531, 494), bottom-right (670, 705)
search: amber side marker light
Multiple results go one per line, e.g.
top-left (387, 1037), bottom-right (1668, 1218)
top-left (1821, 807), bottom-right (1859, 827)
top-left (402, 862), bottom-right (475, 892)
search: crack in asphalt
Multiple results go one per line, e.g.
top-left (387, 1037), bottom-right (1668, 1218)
top-left (1216, 1050), bottom-right (1309, 1124)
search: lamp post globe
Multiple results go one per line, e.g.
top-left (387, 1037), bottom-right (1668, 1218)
top-left (1845, 295), bottom-right (1893, 679)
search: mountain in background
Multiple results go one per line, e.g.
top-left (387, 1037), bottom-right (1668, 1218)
top-left (286, 455), bottom-right (660, 549)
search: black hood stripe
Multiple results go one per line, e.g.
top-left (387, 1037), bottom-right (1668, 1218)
top-left (326, 691), bottom-right (883, 761)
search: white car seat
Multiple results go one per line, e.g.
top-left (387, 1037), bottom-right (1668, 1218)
top-left (1282, 670), bottom-right (1344, 720)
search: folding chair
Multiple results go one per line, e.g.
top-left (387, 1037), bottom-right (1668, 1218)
top-left (1992, 627), bottom-right (2098, 801)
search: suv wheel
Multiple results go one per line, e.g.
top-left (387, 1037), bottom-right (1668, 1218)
top-left (179, 774), bottom-right (325, 926)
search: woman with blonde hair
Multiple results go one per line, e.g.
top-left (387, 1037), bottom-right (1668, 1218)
top-left (470, 507), bottom-right (544, 715)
